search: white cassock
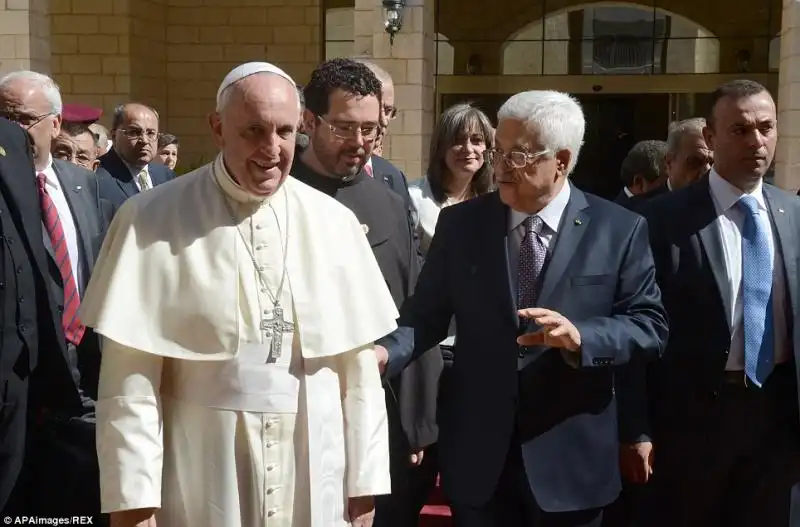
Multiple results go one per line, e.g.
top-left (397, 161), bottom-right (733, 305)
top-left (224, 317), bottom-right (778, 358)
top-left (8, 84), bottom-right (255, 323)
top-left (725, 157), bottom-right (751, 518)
top-left (80, 154), bottom-right (399, 526)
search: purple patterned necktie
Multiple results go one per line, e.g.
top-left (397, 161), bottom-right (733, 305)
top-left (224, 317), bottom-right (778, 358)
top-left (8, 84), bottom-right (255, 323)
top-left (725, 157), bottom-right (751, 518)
top-left (518, 215), bottom-right (547, 309)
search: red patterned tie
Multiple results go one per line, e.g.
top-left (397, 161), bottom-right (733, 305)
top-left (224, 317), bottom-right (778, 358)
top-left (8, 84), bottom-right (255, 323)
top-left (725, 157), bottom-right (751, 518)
top-left (364, 163), bottom-right (373, 178)
top-left (37, 173), bottom-right (85, 345)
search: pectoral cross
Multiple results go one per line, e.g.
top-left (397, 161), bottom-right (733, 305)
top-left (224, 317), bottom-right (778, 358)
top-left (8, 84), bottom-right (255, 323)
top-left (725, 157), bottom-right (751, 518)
top-left (260, 304), bottom-right (294, 363)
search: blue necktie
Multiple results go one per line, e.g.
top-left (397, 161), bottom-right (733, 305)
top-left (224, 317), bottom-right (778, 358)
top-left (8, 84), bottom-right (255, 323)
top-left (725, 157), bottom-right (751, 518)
top-left (737, 195), bottom-right (774, 387)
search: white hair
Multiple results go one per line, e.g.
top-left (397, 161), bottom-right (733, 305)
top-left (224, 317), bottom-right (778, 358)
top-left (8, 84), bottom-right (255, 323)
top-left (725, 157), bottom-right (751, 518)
top-left (497, 90), bottom-right (585, 175)
top-left (216, 72), bottom-right (301, 114)
top-left (352, 58), bottom-right (393, 86)
top-left (0, 70), bottom-right (63, 115)
top-left (666, 117), bottom-right (706, 155)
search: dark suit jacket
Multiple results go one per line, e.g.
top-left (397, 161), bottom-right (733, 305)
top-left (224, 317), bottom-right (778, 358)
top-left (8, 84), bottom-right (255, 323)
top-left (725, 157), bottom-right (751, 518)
top-left (394, 185), bottom-right (668, 511)
top-left (291, 160), bottom-right (442, 453)
top-left (370, 155), bottom-right (423, 258)
top-left (614, 188), bottom-right (632, 207)
top-left (0, 119), bottom-right (66, 511)
top-left (16, 159), bottom-right (113, 518)
top-left (96, 148), bottom-right (175, 209)
top-left (615, 181), bottom-right (670, 443)
top-left (628, 183), bottom-right (669, 211)
top-left (641, 177), bottom-right (800, 437)
top-left (371, 155), bottom-right (412, 210)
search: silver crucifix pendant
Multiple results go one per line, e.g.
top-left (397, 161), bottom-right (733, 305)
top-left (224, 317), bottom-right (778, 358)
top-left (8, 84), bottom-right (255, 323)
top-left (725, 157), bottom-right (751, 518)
top-left (260, 305), bottom-right (294, 364)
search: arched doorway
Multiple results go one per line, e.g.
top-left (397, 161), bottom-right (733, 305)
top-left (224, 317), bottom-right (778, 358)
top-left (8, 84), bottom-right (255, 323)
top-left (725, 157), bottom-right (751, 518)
top-left (501, 3), bottom-right (721, 76)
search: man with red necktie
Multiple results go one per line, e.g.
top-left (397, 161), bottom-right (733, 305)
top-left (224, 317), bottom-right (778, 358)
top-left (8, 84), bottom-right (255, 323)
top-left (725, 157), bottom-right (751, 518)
top-left (0, 70), bottom-right (113, 522)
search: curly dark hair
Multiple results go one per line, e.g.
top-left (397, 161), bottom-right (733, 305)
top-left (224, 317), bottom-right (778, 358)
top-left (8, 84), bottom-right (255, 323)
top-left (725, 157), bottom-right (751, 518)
top-left (303, 58), bottom-right (382, 117)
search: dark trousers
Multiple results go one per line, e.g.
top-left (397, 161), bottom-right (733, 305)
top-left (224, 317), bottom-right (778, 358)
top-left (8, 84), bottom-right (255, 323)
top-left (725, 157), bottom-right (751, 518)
top-left (649, 364), bottom-right (800, 527)
top-left (3, 413), bottom-right (106, 524)
top-left (450, 440), bottom-right (603, 527)
top-left (601, 481), bottom-right (650, 527)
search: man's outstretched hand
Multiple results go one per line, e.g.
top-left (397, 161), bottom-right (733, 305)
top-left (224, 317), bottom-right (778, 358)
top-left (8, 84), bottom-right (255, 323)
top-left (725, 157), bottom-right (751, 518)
top-left (517, 308), bottom-right (581, 352)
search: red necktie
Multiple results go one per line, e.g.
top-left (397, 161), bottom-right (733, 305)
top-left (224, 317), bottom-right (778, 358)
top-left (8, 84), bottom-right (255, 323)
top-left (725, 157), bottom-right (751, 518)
top-left (37, 173), bottom-right (85, 345)
top-left (364, 163), bottom-right (373, 178)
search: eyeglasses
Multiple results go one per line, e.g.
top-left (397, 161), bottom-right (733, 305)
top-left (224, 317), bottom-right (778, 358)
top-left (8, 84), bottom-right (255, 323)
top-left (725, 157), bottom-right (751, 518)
top-left (0, 110), bottom-right (53, 129)
top-left (317, 116), bottom-right (379, 142)
top-left (120, 127), bottom-right (158, 141)
top-left (383, 105), bottom-right (398, 120)
top-left (488, 148), bottom-right (552, 169)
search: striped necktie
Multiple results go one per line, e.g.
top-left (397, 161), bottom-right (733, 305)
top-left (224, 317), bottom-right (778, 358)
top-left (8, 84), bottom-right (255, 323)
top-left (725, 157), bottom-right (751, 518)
top-left (364, 163), bottom-right (373, 178)
top-left (37, 173), bottom-right (85, 345)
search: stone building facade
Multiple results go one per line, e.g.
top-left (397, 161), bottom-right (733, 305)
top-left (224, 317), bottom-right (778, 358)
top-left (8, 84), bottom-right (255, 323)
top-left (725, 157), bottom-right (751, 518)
top-left (1, 0), bottom-right (799, 190)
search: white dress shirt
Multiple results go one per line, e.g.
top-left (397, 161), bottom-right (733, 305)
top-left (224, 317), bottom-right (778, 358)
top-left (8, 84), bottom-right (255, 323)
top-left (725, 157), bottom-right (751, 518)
top-left (708, 169), bottom-right (789, 370)
top-left (507, 181), bottom-right (571, 297)
top-left (40, 156), bottom-right (82, 291)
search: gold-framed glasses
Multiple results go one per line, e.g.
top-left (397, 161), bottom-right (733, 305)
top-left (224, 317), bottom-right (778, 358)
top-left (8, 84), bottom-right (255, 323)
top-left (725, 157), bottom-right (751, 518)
top-left (317, 115), bottom-right (379, 142)
top-left (488, 148), bottom-right (552, 169)
top-left (120, 127), bottom-right (158, 141)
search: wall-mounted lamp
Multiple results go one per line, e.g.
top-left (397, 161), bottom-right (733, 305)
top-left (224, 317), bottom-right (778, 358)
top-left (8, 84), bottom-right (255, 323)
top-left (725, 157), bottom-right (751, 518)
top-left (382, 0), bottom-right (405, 46)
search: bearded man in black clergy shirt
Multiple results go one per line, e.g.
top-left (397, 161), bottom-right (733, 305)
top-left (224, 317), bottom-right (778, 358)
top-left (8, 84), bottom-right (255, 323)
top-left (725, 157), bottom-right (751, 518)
top-left (291, 58), bottom-right (443, 527)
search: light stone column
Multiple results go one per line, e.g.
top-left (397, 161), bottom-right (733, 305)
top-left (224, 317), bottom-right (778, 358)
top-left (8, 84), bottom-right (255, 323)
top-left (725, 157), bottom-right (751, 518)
top-left (353, 0), bottom-right (436, 179)
top-left (776, 0), bottom-right (800, 191)
top-left (0, 0), bottom-right (50, 75)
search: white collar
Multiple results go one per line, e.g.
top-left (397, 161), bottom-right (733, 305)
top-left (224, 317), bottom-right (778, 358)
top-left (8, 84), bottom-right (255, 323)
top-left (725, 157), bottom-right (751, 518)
top-left (509, 180), bottom-right (572, 234)
top-left (39, 155), bottom-right (60, 190)
top-left (708, 167), bottom-right (766, 213)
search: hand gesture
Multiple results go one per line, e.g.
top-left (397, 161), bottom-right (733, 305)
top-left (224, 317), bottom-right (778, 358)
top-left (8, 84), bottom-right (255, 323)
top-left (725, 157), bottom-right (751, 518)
top-left (409, 449), bottom-right (425, 466)
top-left (516, 308), bottom-right (581, 352)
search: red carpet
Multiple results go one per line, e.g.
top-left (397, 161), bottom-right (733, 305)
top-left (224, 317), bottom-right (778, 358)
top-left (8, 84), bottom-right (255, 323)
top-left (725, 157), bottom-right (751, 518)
top-left (419, 475), bottom-right (453, 527)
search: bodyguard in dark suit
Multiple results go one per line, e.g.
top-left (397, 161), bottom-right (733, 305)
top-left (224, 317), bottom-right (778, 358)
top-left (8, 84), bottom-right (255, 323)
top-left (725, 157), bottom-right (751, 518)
top-left (295, 58), bottom-right (442, 527)
top-left (0, 71), bottom-right (112, 521)
top-left (96, 103), bottom-right (175, 209)
top-left (0, 117), bottom-right (57, 512)
top-left (387, 90), bottom-right (667, 527)
top-left (642, 80), bottom-right (800, 527)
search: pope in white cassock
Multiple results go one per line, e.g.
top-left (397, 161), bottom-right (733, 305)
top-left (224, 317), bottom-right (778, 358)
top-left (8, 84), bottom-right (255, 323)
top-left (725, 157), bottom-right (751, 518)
top-left (79, 62), bottom-right (399, 527)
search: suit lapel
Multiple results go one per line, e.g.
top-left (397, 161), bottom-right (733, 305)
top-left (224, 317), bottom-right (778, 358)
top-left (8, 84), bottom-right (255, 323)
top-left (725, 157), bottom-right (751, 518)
top-left (104, 149), bottom-right (139, 198)
top-left (119, 174), bottom-right (139, 198)
top-left (148, 163), bottom-right (163, 186)
top-left (537, 185), bottom-right (590, 308)
top-left (482, 193), bottom-right (518, 328)
top-left (764, 186), bottom-right (799, 319)
top-left (53, 162), bottom-right (94, 290)
top-left (695, 179), bottom-right (733, 330)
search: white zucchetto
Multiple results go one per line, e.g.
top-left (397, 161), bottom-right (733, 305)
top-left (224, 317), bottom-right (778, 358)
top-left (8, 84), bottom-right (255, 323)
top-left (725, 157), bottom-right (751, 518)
top-left (216, 61), bottom-right (296, 107)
